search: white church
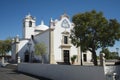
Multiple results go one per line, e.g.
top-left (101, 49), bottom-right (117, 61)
top-left (11, 13), bottom-right (92, 64)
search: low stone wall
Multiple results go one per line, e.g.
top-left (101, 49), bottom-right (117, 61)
top-left (18, 63), bottom-right (106, 80)
top-left (105, 66), bottom-right (120, 80)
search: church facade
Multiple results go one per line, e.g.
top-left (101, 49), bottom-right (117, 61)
top-left (11, 13), bottom-right (92, 64)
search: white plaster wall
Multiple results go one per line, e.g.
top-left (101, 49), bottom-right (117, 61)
top-left (86, 51), bottom-right (92, 62)
top-left (23, 17), bottom-right (35, 39)
top-left (18, 63), bottom-right (106, 80)
top-left (83, 51), bottom-right (92, 62)
top-left (18, 40), bottom-right (29, 61)
top-left (24, 27), bottom-right (35, 39)
top-left (105, 66), bottom-right (120, 80)
top-left (54, 17), bottom-right (78, 62)
top-left (53, 22), bottom-right (63, 62)
top-left (34, 30), bottom-right (49, 63)
top-left (70, 45), bottom-right (78, 58)
top-left (87, 51), bottom-right (92, 62)
top-left (11, 40), bottom-right (29, 61)
top-left (18, 40), bottom-right (29, 52)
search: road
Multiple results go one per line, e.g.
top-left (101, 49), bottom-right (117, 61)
top-left (0, 67), bottom-right (51, 80)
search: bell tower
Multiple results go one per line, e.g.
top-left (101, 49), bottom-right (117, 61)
top-left (23, 13), bottom-right (36, 39)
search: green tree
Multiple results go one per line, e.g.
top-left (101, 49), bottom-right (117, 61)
top-left (34, 42), bottom-right (46, 63)
top-left (100, 48), bottom-right (119, 59)
top-left (0, 39), bottom-right (12, 57)
top-left (109, 52), bottom-right (119, 59)
top-left (70, 10), bottom-right (120, 65)
top-left (100, 48), bottom-right (110, 59)
top-left (0, 40), bottom-right (4, 56)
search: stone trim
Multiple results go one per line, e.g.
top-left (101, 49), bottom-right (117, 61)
top-left (49, 28), bottom-right (55, 64)
top-left (61, 31), bottom-right (69, 35)
top-left (61, 48), bottom-right (70, 62)
top-left (15, 42), bottom-right (19, 62)
top-left (61, 31), bottom-right (71, 48)
top-left (60, 44), bottom-right (71, 48)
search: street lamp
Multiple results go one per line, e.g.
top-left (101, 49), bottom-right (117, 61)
top-left (116, 48), bottom-right (119, 57)
top-left (27, 42), bottom-right (32, 62)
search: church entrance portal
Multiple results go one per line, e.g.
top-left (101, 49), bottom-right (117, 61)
top-left (24, 54), bottom-right (29, 62)
top-left (63, 50), bottom-right (70, 64)
top-left (24, 50), bottom-right (29, 62)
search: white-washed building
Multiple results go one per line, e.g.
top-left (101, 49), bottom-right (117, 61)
top-left (11, 13), bottom-right (92, 64)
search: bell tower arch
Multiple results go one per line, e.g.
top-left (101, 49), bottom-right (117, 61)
top-left (23, 13), bottom-right (36, 39)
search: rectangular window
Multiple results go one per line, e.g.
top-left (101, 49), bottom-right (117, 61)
top-left (64, 36), bottom-right (68, 44)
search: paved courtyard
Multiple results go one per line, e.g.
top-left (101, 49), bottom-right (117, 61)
top-left (0, 67), bottom-right (51, 80)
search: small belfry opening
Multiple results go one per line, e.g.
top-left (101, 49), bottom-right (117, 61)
top-left (29, 21), bottom-right (32, 27)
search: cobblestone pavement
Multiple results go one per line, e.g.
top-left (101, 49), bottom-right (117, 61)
top-left (0, 67), bottom-right (51, 80)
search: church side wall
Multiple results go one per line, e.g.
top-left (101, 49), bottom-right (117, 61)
top-left (11, 40), bottom-right (29, 62)
top-left (34, 30), bottom-right (49, 63)
top-left (18, 40), bottom-right (29, 62)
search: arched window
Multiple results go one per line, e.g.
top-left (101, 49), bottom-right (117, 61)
top-left (29, 21), bottom-right (32, 27)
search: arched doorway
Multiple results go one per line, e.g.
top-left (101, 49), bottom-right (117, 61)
top-left (24, 50), bottom-right (29, 62)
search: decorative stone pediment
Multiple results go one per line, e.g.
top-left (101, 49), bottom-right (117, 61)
top-left (61, 44), bottom-right (71, 48)
top-left (60, 13), bottom-right (69, 19)
top-left (61, 31), bottom-right (69, 35)
top-left (61, 19), bottom-right (70, 29)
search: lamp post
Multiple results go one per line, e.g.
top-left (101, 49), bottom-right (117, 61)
top-left (27, 42), bottom-right (32, 62)
top-left (116, 48), bottom-right (119, 57)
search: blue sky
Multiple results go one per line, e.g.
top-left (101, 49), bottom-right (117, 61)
top-left (0, 0), bottom-right (120, 54)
